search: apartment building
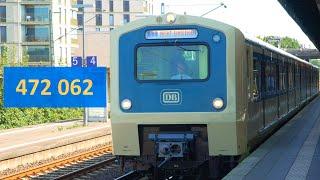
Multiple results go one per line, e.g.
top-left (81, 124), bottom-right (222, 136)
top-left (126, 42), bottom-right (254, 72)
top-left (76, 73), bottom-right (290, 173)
top-left (0, 0), bottom-right (78, 66)
top-left (72, 0), bottom-right (150, 67)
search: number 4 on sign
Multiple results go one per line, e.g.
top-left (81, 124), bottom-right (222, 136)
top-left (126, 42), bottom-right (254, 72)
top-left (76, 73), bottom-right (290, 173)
top-left (86, 56), bottom-right (97, 67)
top-left (16, 80), bottom-right (27, 95)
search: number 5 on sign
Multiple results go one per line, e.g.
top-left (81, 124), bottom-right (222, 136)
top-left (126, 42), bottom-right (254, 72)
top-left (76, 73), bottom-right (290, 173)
top-left (71, 56), bottom-right (82, 67)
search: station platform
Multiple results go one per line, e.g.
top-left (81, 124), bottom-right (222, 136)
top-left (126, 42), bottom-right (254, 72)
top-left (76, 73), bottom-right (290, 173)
top-left (224, 96), bottom-right (320, 180)
top-left (0, 120), bottom-right (111, 171)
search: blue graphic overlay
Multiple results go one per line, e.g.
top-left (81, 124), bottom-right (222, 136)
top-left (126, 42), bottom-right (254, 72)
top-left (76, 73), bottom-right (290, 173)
top-left (71, 56), bottom-right (83, 67)
top-left (86, 56), bottom-right (97, 67)
top-left (4, 67), bottom-right (107, 108)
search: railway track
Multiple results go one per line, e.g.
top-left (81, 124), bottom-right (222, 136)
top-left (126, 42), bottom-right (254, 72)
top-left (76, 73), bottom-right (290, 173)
top-left (1, 145), bottom-right (117, 180)
top-left (115, 170), bottom-right (145, 180)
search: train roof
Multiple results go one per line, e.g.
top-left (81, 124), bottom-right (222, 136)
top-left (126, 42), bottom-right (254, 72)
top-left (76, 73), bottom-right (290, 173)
top-left (245, 34), bottom-right (318, 69)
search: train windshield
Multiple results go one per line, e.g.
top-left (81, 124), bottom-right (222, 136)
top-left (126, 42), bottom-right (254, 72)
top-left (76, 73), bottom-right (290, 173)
top-left (136, 44), bottom-right (209, 81)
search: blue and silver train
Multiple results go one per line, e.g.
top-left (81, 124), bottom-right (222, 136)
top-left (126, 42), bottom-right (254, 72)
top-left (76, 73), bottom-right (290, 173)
top-left (110, 13), bottom-right (319, 179)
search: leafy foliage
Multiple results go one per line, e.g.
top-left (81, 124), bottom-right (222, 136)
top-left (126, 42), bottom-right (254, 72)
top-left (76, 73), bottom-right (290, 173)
top-left (257, 36), bottom-right (301, 49)
top-left (310, 59), bottom-right (320, 68)
top-left (0, 45), bottom-right (83, 130)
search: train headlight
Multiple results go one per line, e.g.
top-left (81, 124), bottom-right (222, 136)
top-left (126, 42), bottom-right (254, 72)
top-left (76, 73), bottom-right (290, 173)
top-left (212, 98), bottom-right (224, 109)
top-left (213, 34), bottom-right (221, 42)
top-left (166, 13), bottom-right (176, 23)
top-left (121, 99), bottom-right (132, 110)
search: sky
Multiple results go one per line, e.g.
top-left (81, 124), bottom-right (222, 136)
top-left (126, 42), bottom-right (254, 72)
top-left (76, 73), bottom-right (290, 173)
top-left (150, 0), bottom-right (316, 49)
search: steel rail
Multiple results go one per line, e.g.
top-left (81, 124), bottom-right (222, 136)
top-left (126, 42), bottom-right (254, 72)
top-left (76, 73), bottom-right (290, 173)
top-left (55, 156), bottom-right (116, 179)
top-left (115, 170), bottom-right (145, 180)
top-left (1, 145), bottom-right (112, 180)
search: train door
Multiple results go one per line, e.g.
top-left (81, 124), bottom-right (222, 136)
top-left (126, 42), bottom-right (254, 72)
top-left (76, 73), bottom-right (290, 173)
top-left (263, 49), bottom-right (278, 126)
top-left (288, 60), bottom-right (295, 111)
top-left (279, 55), bottom-right (288, 118)
top-left (275, 54), bottom-right (280, 119)
top-left (248, 44), bottom-right (265, 137)
top-left (293, 61), bottom-right (296, 107)
top-left (295, 63), bottom-right (301, 106)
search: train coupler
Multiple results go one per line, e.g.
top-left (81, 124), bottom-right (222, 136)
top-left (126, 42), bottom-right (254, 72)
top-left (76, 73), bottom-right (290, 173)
top-left (148, 133), bottom-right (196, 158)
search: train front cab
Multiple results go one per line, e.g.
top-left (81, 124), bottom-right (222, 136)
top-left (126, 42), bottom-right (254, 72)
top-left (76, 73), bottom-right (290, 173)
top-left (110, 14), bottom-right (248, 178)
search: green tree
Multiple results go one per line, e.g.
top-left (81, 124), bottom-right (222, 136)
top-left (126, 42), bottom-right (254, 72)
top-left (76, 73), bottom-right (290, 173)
top-left (310, 59), bottom-right (320, 68)
top-left (280, 37), bottom-right (301, 49)
top-left (257, 36), bottom-right (301, 49)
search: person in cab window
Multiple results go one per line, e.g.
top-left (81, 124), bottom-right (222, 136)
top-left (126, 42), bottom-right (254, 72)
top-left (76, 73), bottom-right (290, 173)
top-left (171, 59), bottom-right (192, 80)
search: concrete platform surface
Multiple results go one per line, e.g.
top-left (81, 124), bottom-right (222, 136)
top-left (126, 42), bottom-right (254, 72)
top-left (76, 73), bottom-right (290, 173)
top-left (0, 120), bottom-right (110, 161)
top-left (224, 96), bottom-right (320, 180)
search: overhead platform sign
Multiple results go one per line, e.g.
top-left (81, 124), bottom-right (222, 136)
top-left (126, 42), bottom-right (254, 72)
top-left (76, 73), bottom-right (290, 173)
top-left (3, 67), bottom-right (107, 108)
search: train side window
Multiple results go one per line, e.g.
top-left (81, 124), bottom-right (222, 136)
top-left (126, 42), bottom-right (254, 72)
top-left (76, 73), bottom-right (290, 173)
top-left (288, 62), bottom-right (294, 90)
top-left (265, 61), bottom-right (276, 94)
top-left (295, 64), bottom-right (300, 89)
top-left (279, 60), bottom-right (287, 92)
top-left (253, 57), bottom-right (261, 99)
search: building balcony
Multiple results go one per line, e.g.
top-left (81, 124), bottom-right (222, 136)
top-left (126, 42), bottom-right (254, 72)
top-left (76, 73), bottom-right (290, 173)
top-left (21, 0), bottom-right (51, 5)
top-left (23, 35), bottom-right (49, 43)
top-left (23, 45), bottom-right (50, 65)
top-left (22, 15), bottom-right (49, 24)
top-left (22, 41), bottom-right (50, 46)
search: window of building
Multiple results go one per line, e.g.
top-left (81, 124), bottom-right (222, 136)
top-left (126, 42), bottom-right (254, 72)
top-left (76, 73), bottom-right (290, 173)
top-left (110, 27), bottom-right (114, 31)
top-left (109, 14), bottom-right (114, 26)
top-left (0, 26), bottom-right (6, 43)
top-left (123, 0), bottom-right (129, 12)
top-left (0, 6), bottom-right (6, 22)
top-left (123, 14), bottom-right (130, 24)
top-left (23, 25), bottom-right (49, 42)
top-left (77, 0), bottom-right (83, 11)
top-left (77, 14), bottom-right (83, 26)
top-left (109, 0), bottom-right (113, 12)
top-left (24, 5), bottom-right (49, 22)
top-left (24, 46), bottom-right (50, 62)
top-left (96, 0), bottom-right (102, 12)
top-left (96, 14), bottom-right (102, 26)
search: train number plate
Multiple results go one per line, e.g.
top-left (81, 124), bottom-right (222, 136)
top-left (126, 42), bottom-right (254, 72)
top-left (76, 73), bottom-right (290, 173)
top-left (4, 67), bottom-right (107, 108)
top-left (161, 90), bottom-right (182, 105)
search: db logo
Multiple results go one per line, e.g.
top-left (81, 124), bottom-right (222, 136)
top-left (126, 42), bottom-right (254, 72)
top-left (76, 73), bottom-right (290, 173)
top-left (161, 90), bottom-right (182, 105)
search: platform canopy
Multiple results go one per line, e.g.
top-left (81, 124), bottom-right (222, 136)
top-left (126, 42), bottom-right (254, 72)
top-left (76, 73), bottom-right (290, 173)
top-left (278, 0), bottom-right (320, 50)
